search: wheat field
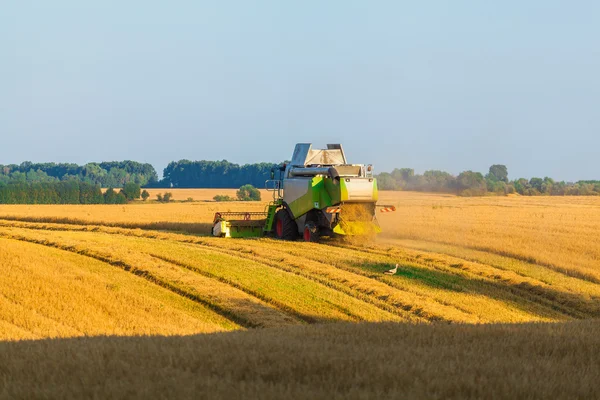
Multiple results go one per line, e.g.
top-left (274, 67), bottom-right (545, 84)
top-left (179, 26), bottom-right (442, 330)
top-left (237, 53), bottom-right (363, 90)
top-left (1, 190), bottom-right (599, 398)
top-left (2, 321), bottom-right (598, 399)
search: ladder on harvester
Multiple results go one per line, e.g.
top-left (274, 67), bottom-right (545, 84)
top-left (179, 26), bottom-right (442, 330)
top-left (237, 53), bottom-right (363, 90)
top-left (264, 199), bottom-right (282, 234)
top-left (263, 178), bottom-right (284, 234)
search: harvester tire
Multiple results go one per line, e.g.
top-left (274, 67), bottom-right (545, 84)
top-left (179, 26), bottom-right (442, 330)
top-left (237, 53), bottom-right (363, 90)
top-left (303, 222), bottom-right (319, 243)
top-left (274, 209), bottom-right (299, 240)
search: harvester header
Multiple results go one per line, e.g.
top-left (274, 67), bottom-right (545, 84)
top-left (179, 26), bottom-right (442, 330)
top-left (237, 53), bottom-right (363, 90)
top-left (212, 143), bottom-right (395, 242)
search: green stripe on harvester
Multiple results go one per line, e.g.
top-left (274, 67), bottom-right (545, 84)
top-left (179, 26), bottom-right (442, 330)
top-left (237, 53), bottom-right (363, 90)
top-left (289, 177), bottom-right (336, 218)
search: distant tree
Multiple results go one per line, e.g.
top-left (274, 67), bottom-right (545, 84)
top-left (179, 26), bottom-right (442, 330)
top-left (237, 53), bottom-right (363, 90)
top-left (489, 180), bottom-right (508, 195)
top-left (512, 178), bottom-right (528, 195)
top-left (141, 190), bottom-right (150, 201)
top-left (213, 194), bottom-right (235, 202)
top-left (376, 172), bottom-right (399, 190)
top-left (156, 192), bottom-right (173, 203)
top-left (79, 183), bottom-right (104, 204)
top-left (115, 192), bottom-right (128, 204)
top-left (487, 165), bottom-right (508, 183)
top-left (161, 160), bottom-right (279, 188)
top-left (540, 177), bottom-right (555, 195)
top-left (103, 188), bottom-right (118, 204)
top-left (236, 184), bottom-right (261, 201)
top-left (529, 178), bottom-right (544, 193)
top-left (122, 182), bottom-right (141, 201)
top-left (391, 168), bottom-right (414, 182)
top-left (456, 171), bottom-right (487, 196)
top-left (0, 160), bottom-right (158, 187)
top-left (421, 170), bottom-right (455, 192)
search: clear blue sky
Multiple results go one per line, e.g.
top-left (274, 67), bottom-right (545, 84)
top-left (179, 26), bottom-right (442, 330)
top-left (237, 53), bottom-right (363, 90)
top-left (1, 1), bottom-right (598, 181)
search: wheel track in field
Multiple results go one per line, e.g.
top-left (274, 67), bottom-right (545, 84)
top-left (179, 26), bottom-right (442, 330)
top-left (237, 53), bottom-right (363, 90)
top-left (280, 241), bottom-right (586, 320)
top-left (171, 240), bottom-right (468, 322)
top-left (0, 220), bottom-right (448, 323)
top-left (331, 242), bottom-right (591, 318)
top-left (0, 227), bottom-right (400, 325)
top-left (0, 221), bottom-right (433, 322)
top-left (1, 215), bottom-right (596, 283)
top-left (147, 253), bottom-right (368, 324)
top-left (392, 240), bottom-right (600, 303)
top-left (328, 242), bottom-right (599, 319)
top-left (377, 235), bottom-right (600, 284)
top-left (0, 232), bottom-right (309, 329)
top-left (0, 219), bottom-right (579, 322)
top-left (151, 252), bottom-right (428, 323)
top-left (0, 219), bottom-right (592, 321)
top-left (0, 223), bottom-right (458, 322)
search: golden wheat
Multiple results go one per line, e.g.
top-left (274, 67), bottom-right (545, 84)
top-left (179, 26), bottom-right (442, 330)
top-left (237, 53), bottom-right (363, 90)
top-left (377, 192), bottom-right (600, 281)
top-left (1, 190), bottom-right (600, 398)
top-left (1, 321), bottom-right (599, 399)
top-left (0, 238), bottom-right (237, 341)
top-left (0, 213), bottom-right (598, 327)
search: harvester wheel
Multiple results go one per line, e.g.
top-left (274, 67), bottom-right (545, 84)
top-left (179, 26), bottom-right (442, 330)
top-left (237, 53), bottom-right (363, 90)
top-left (274, 209), bottom-right (298, 240)
top-left (303, 222), bottom-right (319, 243)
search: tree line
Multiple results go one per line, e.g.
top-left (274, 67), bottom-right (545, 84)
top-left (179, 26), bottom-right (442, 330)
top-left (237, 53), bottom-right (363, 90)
top-left (159, 160), bottom-right (279, 188)
top-left (0, 161), bottom-right (158, 187)
top-left (376, 165), bottom-right (600, 196)
top-left (1, 158), bottom-right (597, 198)
top-left (0, 181), bottom-right (144, 204)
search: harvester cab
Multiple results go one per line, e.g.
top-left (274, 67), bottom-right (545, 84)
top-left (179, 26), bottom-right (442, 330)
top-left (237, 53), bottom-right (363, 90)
top-left (212, 143), bottom-right (395, 242)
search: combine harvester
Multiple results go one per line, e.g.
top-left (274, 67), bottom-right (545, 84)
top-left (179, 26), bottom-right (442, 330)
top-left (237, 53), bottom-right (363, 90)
top-left (212, 143), bottom-right (395, 242)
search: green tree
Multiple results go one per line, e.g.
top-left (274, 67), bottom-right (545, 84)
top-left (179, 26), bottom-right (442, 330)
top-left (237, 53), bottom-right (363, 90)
top-left (489, 180), bottom-right (508, 195)
top-left (156, 192), bottom-right (173, 203)
top-left (376, 172), bottom-right (398, 190)
top-left (79, 183), bottom-right (104, 204)
top-left (213, 194), bottom-right (235, 202)
top-left (122, 182), bottom-right (141, 200)
top-left (529, 178), bottom-right (544, 193)
top-left (513, 178), bottom-right (528, 195)
top-left (141, 190), bottom-right (150, 201)
top-left (115, 192), bottom-right (128, 204)
top-left (236, 184), bottom-right (261, 201)
top-left (161, 160), bottom-right (279, 188)
top-left (487, 165), bottom-right (508, 183)
top-left (104, 188), bottom-right (118, 204)
top-left (456, 171), bottom-right (487, 196)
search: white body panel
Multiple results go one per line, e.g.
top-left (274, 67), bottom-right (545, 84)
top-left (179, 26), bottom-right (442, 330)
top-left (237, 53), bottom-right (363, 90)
top-left (344, 179), bottom-right (377, 202)
top-left (290, 143), bottom-right (347, 167)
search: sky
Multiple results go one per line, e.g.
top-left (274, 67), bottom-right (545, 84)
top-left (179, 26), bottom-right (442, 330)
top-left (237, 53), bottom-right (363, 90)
top-left (1, 1), bottom-right (599, 181)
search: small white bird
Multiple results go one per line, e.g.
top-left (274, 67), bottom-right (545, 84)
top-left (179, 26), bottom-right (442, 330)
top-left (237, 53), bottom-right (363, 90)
top-left (384, 264), bottom-right (399, 275)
